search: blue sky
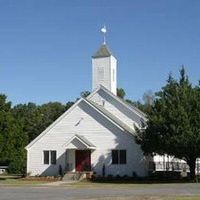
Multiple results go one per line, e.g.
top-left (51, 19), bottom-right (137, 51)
top-left (0, 0), bottom-right (200, 105)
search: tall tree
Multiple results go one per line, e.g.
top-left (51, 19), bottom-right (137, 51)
top-left (135, 67), bottom-right (200, 179)
top-left (12, 103), bottom-right (43, 142)
top-left (38, 102), bottom-right (66, 134)
top-left (0, 94), bottom-right (27, 173)
top-left (12, 102), bottom-right (68, 142)
top-left (1, 94), bottom-right (75, 173)
top-left (142, 90), bottom-right (155, 106)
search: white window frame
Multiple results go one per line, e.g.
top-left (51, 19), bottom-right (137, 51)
top-left (43, 150), bottom-right (57, 165)
top-left (111, 149), bottom-right (127, 165)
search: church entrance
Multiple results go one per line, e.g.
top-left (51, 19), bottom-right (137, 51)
top-left (75, 150), bottom-right (91, 172)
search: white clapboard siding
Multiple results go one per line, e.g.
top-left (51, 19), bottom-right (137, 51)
top-left (27, 100), bottom-right (148, 177)
top-left (92, 55), bottom-right (117, 95)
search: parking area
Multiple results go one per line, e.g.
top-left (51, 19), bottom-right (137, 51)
top-left (0, 183), bottom-right (200, 200)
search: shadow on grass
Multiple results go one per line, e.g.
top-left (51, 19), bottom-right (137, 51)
top-left (90, 178), bottom-right (197, 184)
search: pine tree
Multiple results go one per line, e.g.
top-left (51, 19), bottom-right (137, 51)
top-left (135, 67), bottom-right (200, 179)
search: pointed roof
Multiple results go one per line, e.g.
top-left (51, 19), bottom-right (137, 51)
top-left (25, 85), bottom-right (147, 150)
top-left (87, 85), bottom-right (147, 119)
top-left (25, 97), bottom-right (137, 149)
top-left (63, 134), bottom-right (96, 149)
top-left (85, 99), bottom-right (136, 135)
top-left (92, 44), bottom-right (112, 58)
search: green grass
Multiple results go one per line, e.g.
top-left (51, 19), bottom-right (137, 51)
top-left (65, 179), bottom-right (197, 189)
top-left (0, 178), bottom-right (51, 186)
top-left (0, 174), bottom-right (22, 179)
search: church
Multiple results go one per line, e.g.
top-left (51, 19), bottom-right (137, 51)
top-left (25, 30), bottom-right (149, 177)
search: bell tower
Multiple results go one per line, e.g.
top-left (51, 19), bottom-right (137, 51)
top-left (92, 26), bottom-right (117, 95)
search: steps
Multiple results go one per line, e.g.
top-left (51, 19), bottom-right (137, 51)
top-left (62, 172), bottom-right (85, 182)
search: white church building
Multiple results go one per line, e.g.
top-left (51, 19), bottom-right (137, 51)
top-left (25, 35), bottom-right (151, 177)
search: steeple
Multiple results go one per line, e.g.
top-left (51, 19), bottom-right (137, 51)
top-left (92, 44), bottom-right (112, 58)
top-left (92, 26), bottom-right (117, 95)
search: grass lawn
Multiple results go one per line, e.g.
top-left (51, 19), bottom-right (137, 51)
top-left (0, 178), bottom-right (54, 186)
top-left (65, 180), bottom-right (198, 189)
top-left (0, 174), bottom-right (22, 179)
top-left (0, 174), bottom-right (59, 186)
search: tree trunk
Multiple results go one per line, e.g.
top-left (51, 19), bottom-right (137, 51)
top-left (187, 157), bottom-right (196, 180)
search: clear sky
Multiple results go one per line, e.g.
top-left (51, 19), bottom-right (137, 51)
top-left (0, 0), bottom-right (200, 105)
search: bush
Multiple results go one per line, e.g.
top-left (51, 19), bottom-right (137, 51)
top-left (132, 171), bottom-right (138, 178)
top-left (123, 175), bottom-right (129, 180)
top-left (107, 174), bottom-right (113, 180)
top-left (115, 175), bottom-right (121, 179)
top-left (8, 156), bottom-right (26, 174)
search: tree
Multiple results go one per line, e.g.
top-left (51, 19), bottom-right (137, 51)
top-left (117, 88), bottom-right (126, 99)
top-left (117, 88), bottom-right (147, 113)
top-left (66, 101), bottom-right (74, 110)
top-left (128, 90), bottom-right (156, 114)
top-left (135, 67), bottom-right (200, 179)
top-left (38, 102), bottom-right (66, 135)
top-left (80, 91), bottom-right (91, 98)
top-left (142, 90), bottom-right (155, 106)
top-left (125, 99), bottom-right (146, 112)
top-left (12, 102), bottom-right (69, 142)
top-left (12, 103), bottom-right (42, 142)
top-left (0, 94), bottom-right (27, 173)
top-left (1, 93), bottom-right (75, 173)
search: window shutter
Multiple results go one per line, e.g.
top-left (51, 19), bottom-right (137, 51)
top-left (112, 150), bottom-right (119, 164)
top-left (51, 151), bottom-right (57, 165)
top-left (120, 150), bottom-right (126, 164)
top-left (44, 151), bottom-right (49, 164)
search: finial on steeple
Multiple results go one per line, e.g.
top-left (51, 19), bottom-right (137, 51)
top-left (101, 25), bottom-right (107, 44)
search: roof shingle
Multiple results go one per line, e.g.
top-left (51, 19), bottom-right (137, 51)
top-left (92, 44), bottom-right (112, 58)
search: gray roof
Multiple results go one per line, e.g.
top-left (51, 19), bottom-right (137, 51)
top-left (85, 99), bottom-right (135, 135)
top-left (92, 44), bottom-right (112, 58)
top-left (87, 84), bottom-right (147, 119)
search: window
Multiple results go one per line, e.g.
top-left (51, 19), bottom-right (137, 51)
top-left (119, 150), bottom-right (126, 164)
top-left (51, 151), bottom-right (57, 165)
top-left (112, 150), bottom-right (126, 164)
top-left (44, 151), bottom-right (49, 164)
top-left (43, 151), bottom-right (57, 165)
top-left (112, 150), bottom-right (118, 164)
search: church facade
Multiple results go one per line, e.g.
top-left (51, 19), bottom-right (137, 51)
top-left (25, 42), bottom-right (149, 177)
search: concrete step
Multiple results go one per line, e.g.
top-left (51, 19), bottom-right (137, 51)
top-left (62, 172), bottom-right (84, 182)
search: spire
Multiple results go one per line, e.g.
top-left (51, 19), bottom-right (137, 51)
top-left (92, 44), bottom-right (112, 58)
top-left (92, 26), bottom-right (117, 95)
top-left (92, 25), bottom-right (113, 58)
top-left (101, 25), bottom-right (107, 44)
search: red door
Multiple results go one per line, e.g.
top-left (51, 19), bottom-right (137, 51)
top-left (75, 150), bottom-right (91, 172)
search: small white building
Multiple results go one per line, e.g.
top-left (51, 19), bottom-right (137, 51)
top-left (25, 41), bottom-right (149, 177)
